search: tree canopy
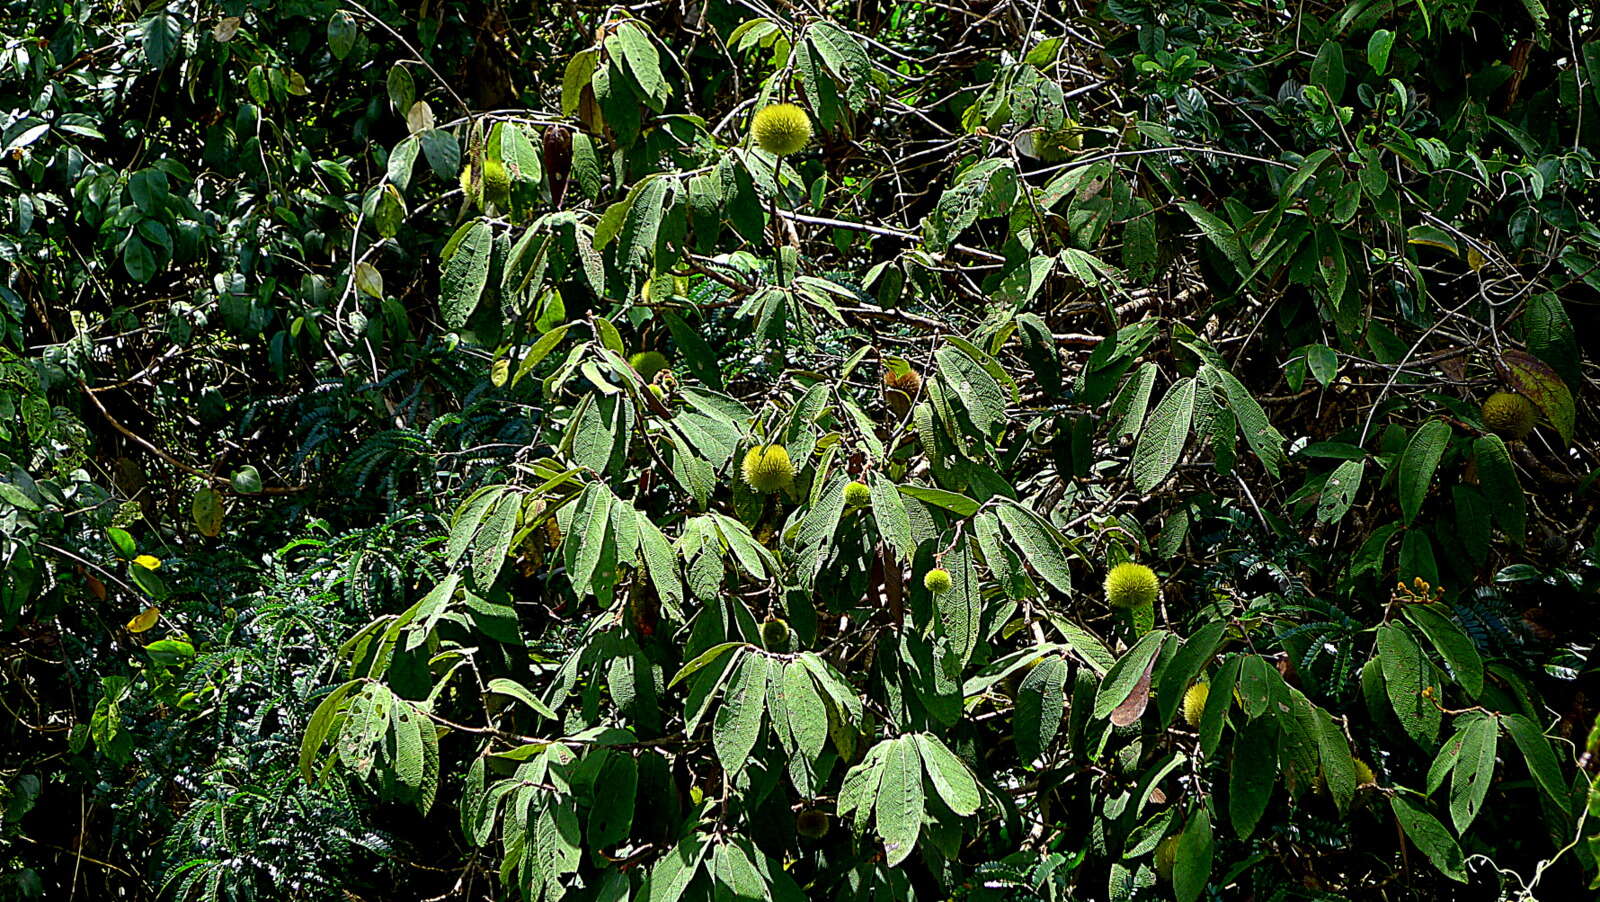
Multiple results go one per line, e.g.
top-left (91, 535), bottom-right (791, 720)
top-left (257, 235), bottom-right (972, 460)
top-left (3, 0), bottom-right (1600, 899)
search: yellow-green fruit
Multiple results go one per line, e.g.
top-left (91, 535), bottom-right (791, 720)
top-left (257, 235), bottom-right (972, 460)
top-left (629, 350), bottom-right (670, 382)
top-left (741, 445), bottom-right (794, 493)
top-left (1104, 562), bottom-right (1160, 609)
top-left (1155, 835), bottom-right (1179, 881)
top-left (483, 158), bottom-right (511, 206)
top-left (923, 568), bottom-right (953, 594)
top-left (751, 103), bottom-right (812, 156)
top-left (458, 160), bottom-right (481, 206)
top-left (844, 481), bottom-right (872, 507)
top-left (1182, 683), bottom-right (1209, 727)
top-left (1352, 758), bottom-right (1376, 786)
top-left (648, 384), bottom-right (666, 401)
top-left (1481, 391), bottom-right (1536, 441)
top-left (796, 808), bottom-right (831, 839)
top-left (761, 618), bottom-right (790, 649)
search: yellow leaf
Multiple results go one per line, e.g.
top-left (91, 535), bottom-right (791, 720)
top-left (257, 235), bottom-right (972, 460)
top-left (127, 606), bottom-right (161, 633)
top-left (133, 554), bottom-right (162, 570)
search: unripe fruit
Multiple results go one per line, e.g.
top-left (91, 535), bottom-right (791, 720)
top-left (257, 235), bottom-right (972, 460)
top-left (1182, 683), bottom-right (1209, 727)
top-left (741, 445), bottom-right (795, 493)
top-left (883, 366), bottom-right (922, 418)
top-left (1155, 834), bottom-right (1179, 881)
top-left (1481, 391), bottom-right (1536, 441)
top-left (761, 618), bottom-right (790, 649)
top-left (751, 103), bottom-right (812, 156)
top-left (844, 480), bottom-right (872, 507)
top-left (629, 350), bottom-right (670, 382)
top-left (796, 808), bottom-right (830, 839)
top-left (1104, 562), bottom-right (1160, 609)
top-left (483, 158), bottom-right (511, 206)
top-left (1352, 758), bottom-right (1376, 786)
top-left (458, 159), bottom-right (481, 206)
top-left (923, 568), bottom-right (953, 594)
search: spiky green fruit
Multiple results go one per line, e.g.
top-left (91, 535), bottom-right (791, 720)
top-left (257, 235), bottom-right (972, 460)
top-left (741, 445), bottom-right (794, 493)
top-left (1182, 682), bottom-right (1209, 727)
top-left (796, 808), bottom-right (830, 839)
top-left (458, 160), bottom-right (481, 206)
top-left (1155, 835), bottom-right (1179, 881)
top-left (844, 481), bottom-right (872, 508)
top-left (1104, 562), bottom-right (1160, 609)
top-left (1352, 758), bottom-right (1376, 786)
top-left (483, 158), bottom-right (511, 206)
top-left (629, 350), bottom-right (670, 382)
top-left (751, 103), bottom-right (812, 156)
top-left (761, 618), bottom-right (790, 649)
top-left (923, 568), bottom-right (953, 594)
top-left (1481, 391), bottom-right (1536, 441)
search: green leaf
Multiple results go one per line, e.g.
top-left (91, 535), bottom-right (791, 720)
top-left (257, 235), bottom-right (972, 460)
top-left (1390, 796), bottom-right (1467, 882)
top-left (1132, 378), bottom-right (1195, 492)
top-left (1212, 366), bottom-right (1286, 477)
top-left (1230, 718), bottom-right (1278, 839)
top-left (913, 733), bottom-right (981, 817)
top-left (641, 834), bottom-right (707, 902)
top-left (1502, 714), bottom-right (1571, 822)
top-left (1398, 419), bottom-right (1451, 525)
top-left (487, 678), bottom-right (558, 720)
top-left (1014, 655), bottom-right (1068, 762)
top-left (440, 220), bottom-right (493, 330)
top-left (1094, 630), bottom-right (1168, 720)
top-left (1473, 435), bottom-right (1524, 544)
top-left (1449, 713), bottom-right (1497, 834)
top-left (995, 500), bottom-right (1072, 596)
top-left (1403, 604), bottom-right (1483, 697)
top-left (1311, 40), bottom-right (1347, 101)
top-left (327, 11), bottom-right (357, 59)
top-left (605, 23), bottom-right (668, 110)
top-left (1367, 29), bottom-right (1395, 74)
top-left (1174, 807), bottom-right (1214, 902)
top-left (713, 653), bottom-right (767, 774)
top-left (874, 737), bottom-right (924, 866)
top-left (1377, 621), bottom-right (1441, 749)
top-left (1180, 203), bottom-right (1248, 276)
top-left (1501, 348), bottom-right (1574, 444)
top-left (1314, 708), bottom-right (1357, 814)
top-left (300, 680), bottom-right (361, 781)
top-left (670, 642), bottom-right (745, 688)
top-left (897, 485), bottom-right (978, 517)
top-left (1317, 459), bottom-right (1364, 524)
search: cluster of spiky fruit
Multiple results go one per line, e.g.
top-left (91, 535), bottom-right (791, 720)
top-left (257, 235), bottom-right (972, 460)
top-left (1481, 391), bottom-right (1537, 441)
top-left (1104, 562), bottom-right (1160, 610)
top-left (751, 103), bottom-right (812, 156)
top-left (741, 445), bottom-right (794, 493)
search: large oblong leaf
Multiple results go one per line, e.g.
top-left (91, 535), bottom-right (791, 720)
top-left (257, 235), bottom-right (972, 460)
top-left (440, 220), bottom-right (493, 330)
top-left (1132, 378), bottom-right (1195, 492)
top-left (1398, 419), bottom-right (1451, 525)
top-left (875, 737), bottom-right (924, 866)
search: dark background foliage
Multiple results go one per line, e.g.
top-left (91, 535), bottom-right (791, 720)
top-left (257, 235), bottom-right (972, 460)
top-left (2, 0), bottom-right (1598, 899)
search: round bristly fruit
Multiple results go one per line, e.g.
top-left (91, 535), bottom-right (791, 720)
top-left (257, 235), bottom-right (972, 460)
top-left (751, 103), bottom-right (812, 156)
top-left (1481, 391), bottom-right (1536, 441)
top-left (796, 808), bottom-right (830, 839)
top-left (1352, 758), bottom-right (1376, 786)
top-left (1183, 682), bottom-right (1209, 727)
top-left (760, 618), bottom-right (790, 650)
top-left (483, 158), bottom-right (511, 207)
top-left (1155, 835), bottom-right (1179, 881)
top-left (883, 365), bottom-right (922, 418)
top-left (629, 350), bottom-right (670, 382)
top-left (741, 445), bottom-right (794, 493)
top-left (923, 568), bottom-right (953, 594)
top-left (1104, 562), bottom-right (1160, 609)
top-left (844, 481), bottom-right (872, 507)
